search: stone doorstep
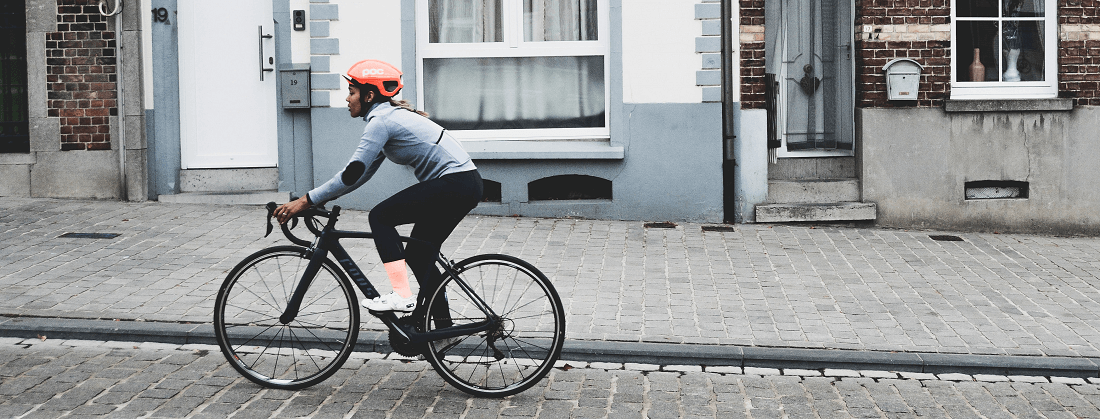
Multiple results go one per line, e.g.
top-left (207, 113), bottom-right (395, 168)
top-left (179, 168), bottom-right (279, 193)
top-left (755, 202), bottom-right (878, 223)
top-left (766, 179), bottom-right (861, 204)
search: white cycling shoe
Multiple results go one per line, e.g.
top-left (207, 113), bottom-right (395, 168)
top-left (363, 292), bottom-right (416, 312)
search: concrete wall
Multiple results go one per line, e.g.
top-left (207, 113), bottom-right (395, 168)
top-left (733, 108), bottom-right (768, 222)
top-left (861, 105), bottom-right (1100, 235)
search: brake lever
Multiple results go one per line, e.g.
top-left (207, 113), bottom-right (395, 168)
top-left (264, 202), bottom-right (276, 238)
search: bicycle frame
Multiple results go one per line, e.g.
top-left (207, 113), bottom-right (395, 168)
top-left (273, 205), bottom-right (500, 345)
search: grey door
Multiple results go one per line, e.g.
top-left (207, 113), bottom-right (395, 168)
top-left (775, 0), bottom-right (854, 152)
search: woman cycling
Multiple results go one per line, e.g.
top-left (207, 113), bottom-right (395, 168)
top-left (275, 59), bottom-right (482, 313)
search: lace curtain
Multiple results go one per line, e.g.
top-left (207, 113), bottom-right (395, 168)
top-left (424, 56), bottom-right (605, 130)
top-left (429, 0), bottom-right (502, 43)
top-left (425, 0), bottom-right (603, 130)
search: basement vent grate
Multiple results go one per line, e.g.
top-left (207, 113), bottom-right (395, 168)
top-left (929, 235), bottom-right (964, 242)
top-left (644, 222), bottom-right (677, 229)
top-left (965, 181), bottom-right (1029, 200)
top-left (59, 232), bottom-right (121, 239)
top-left (702, 225), bottom-right (736, 232)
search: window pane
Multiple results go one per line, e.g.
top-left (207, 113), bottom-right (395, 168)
top-left (957, 21), bottom-right (1000, 81)
top-left (1006, 0), bottom-right (1043, 17)
top-left (956, 0), bottom-right (999, 18)
top-left (424, 56), bottom-right (605, 130)
top-left (524, 0), bottom-right (598, 41)
top-left (1002, 21), bottom-right (1045, 81)
top-left (429, 0), bottom-right (503, 43)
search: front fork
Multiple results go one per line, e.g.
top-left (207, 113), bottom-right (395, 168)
top-left (278, 244), bottom-right (329, 325)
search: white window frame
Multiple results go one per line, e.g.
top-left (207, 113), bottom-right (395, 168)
top-left (950, 0), bottom-right (1058, 100)
top-left (416, 0), bottom-right (611, 141)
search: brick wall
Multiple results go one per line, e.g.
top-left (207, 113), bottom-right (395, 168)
top-left (46, 0), bottom-right (116, 151)
top-left (856, 0), bottom-right (951, 108)
top-left (1059, 0), bottom-right (1100, 106)
top-left (739, 0), bottom-right (765, 109)
top-left (746, 1), bottom-right (1100, 109)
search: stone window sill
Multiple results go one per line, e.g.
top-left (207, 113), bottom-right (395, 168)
top-left (464, 140), bottom-right (624, 160)
top-left (944, 98), bottom-right (1074, 113)
top-left (0, 153), bottom-right (35, 165)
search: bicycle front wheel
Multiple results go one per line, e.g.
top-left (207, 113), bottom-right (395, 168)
top-left (214, 246), bottom-right (360, 390)
top-left (422, 254), bottom-right (565, 397)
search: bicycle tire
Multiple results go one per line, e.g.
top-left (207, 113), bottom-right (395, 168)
top-left (422, 254), bottom-right (565, 397)
top-left (214, 246), bottom-right (360, 390)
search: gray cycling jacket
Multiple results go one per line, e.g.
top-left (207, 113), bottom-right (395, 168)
top-left (306, 102), bottom-right (476, 204)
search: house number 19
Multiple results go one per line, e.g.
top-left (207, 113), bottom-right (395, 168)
top-left (152, 7), bottom-right (169, 24)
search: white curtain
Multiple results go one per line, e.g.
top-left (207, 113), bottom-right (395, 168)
top-left (424, 56), bottom-right (605, 130)
top-left (430, 0), bottom-right (502, 43)
top-left (524, 0), bottom-right (597, 41)
top-left (430, 0), bottom-right (597, 43)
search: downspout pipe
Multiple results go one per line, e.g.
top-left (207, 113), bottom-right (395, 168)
top-left (99, 0), bottom-right (127, 200)
top-left (720, 0), bottom-right (736, 222)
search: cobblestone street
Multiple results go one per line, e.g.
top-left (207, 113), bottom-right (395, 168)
top-left (3, 338), bottom-right (1100, 418)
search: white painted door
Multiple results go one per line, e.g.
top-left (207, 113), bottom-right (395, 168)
top-left (178, 0), bottom-right (277, 169)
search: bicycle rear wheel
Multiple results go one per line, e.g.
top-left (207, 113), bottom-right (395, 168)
top-left (422, 254), bottom-right (565, 397)
top-left (214, 246), bottom-right (359, 390)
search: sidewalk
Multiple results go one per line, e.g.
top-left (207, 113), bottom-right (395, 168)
top-left (3, 198), bottom-right (1100, 376)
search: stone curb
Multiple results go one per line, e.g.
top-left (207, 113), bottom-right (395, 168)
top-left (3, 317), bottom-right (1099, 378)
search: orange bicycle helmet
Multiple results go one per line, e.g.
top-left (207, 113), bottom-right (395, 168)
top-left (344, 59), bottom-right (403, 97)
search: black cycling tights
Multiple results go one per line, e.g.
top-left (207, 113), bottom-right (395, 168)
top-left (368, 170), bottom-right (483, 297)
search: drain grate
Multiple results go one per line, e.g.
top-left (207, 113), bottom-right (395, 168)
top-left (929, 235), bottom-right (964, 242)
top-left (702, 225), bottom-right (736, 232)
top-left (59, 232), bottom-right (121, 239)
top-left (644, 222), bottom-right (677, 229)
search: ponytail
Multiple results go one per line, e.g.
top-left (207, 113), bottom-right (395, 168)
top-left (389, 99), bottom-right (429, 117)
top-left (357, 82), bottom-right (430, 117)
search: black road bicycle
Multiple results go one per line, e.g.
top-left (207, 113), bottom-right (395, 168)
top-left (213, 203), bottom-right (565, 397)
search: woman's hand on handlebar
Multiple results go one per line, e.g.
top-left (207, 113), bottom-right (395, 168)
top-left (275, 195), bottom-right (311, 225)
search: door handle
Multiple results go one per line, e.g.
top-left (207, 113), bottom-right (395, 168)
top-left (259, 26), bottom-right (274, 81)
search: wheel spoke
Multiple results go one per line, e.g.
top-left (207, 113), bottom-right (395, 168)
top-left (423, 255), bottom-right (564, 397)
top-left (215, 248), bottom-right (359, 390)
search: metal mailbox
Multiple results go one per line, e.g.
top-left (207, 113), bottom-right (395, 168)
top-left (882, 58), bottom-right (923, 101)
top-left (279, 64), bottom-right (311, 109)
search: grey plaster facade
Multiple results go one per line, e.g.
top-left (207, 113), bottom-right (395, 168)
top-left (308, 103), bottom-right (724, 223)
top-left (860, 104), bottom-right (1100, 235)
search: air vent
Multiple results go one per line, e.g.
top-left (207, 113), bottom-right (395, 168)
top-left (645, 222), bottom-right (677, 229)
top-left (529, 175), bottom-right (612, 201)
top-left (482, 179), bottom-right (502, 203)
top-left (965, 181), bottom-right (1028, 200)
top-left (59, 232), bottom-right (121, 239)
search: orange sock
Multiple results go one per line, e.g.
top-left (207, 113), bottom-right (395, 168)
top-left (384, 260), bottom-right (413, 299)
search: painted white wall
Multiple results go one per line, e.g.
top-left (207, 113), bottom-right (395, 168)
top-left (324, 0), bottom-right (404, 107)
top-left (290, 0), bottom-right (310, 64)
top-left (621, 0), bottom-right (701, 104)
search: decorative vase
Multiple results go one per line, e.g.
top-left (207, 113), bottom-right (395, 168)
top-left (1003, 48), bottom-right (1021, 82)
top-left (969, 48), bottom-right (985, 81)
